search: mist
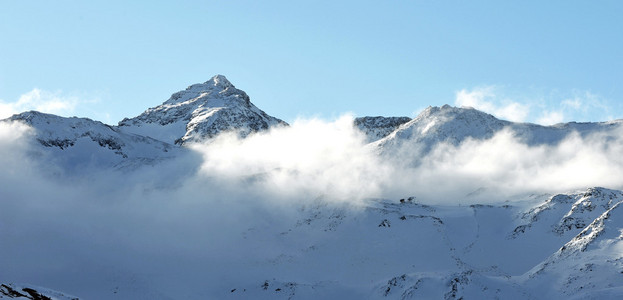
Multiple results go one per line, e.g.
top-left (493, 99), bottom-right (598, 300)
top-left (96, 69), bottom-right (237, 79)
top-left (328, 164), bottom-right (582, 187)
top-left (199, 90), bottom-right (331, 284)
top-left (188, 115), bottom-right (623, 203)
top-left (407, 127), bottom-right (623, 201)
top-left (1, 115), bottom-right (623, 298)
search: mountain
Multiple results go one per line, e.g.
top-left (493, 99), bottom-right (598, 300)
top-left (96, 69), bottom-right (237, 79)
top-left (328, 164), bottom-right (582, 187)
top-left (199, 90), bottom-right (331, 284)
top-left (524, 193), bottom-right (623, 299)
top-left (374, 104), bottom-right (623, 157)
top-left (206, 188), bottom-right (623, 299)
top-left (3, 188), bottom-right (622, 299)
top-left (2, 78), bottom-right (623, 299)
top-left (3, 111), bottom-right (179, 172)
top-left (354, 116), bottom-right (411, 143)
top-left (1, 75), bottom-right (287, 172)
top-left (118, 75), bottom-right (287, 145)
top-left (1, 283), bottom-right (78, 300)
top-left (8, 85), bottom-right (621, 173)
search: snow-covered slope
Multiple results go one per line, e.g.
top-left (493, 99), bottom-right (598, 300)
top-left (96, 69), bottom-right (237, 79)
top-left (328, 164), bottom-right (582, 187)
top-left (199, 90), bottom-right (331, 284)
top-left (1, 283), bottom-right (78, 300)
top-left (375, 104), bottom-right (623, 157)
top-left (4, 187), bottom-right (621, 299)
top-left (2, 78), bottom-right (623, 299)
top-left (524, 197), bottom-right (623, 299)
top-left (354, 116), bottom-right (411, 143)
top-left (3, 111), bottom-right (179, 172)
top-left (214, 188), bottom-right (623, 299)
top-left (1, 75), bottom-right (289, 172)
top-left (118, 75), bottom-right (287, 145)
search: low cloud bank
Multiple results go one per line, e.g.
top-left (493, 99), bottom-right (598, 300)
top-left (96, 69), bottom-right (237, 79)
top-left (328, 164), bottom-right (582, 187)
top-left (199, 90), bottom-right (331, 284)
top-left (1, 115), bottom-right (623, 297)
top-left (407, 128), bottom-right (623, 201)
top-left (185, 115), bottom-right (623, 203)
top-left (189, 115), bottom-right (391, 202)
top-left (3, 114), bottom-right (623, 205)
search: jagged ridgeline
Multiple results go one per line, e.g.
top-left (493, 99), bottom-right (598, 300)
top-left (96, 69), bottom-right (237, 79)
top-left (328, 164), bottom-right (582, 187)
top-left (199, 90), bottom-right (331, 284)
top-left (3, 76), bottom-right (623, 299)
top-left (118, 75), bottom-right (287, 145)
top-left (1, 75), bottom-right (417, 172)
top-left (4, 75), bottom-right (622, 173)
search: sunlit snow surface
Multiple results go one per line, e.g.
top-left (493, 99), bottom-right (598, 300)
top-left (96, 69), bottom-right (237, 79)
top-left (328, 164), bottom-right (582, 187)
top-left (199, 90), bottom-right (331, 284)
top-left (1, 77), bottom-right (623, 299)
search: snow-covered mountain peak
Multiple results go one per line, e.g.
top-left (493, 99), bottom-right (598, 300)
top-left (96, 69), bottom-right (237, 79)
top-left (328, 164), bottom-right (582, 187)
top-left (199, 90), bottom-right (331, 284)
top-left (163, 74), bottom-right (245, 107)
top-left (119, 75), bottom-right (286, 144)
top-left (374, 105), bottom-right (623, 163)
top-left (0, 76), bottom-right (289, 173)
top-left (208, 74), bottom-right (233, 87)
top-left (413, 104), bottom-right (501, 125)
top-left (8, 110), bottom-right (117, 142)
top-left (373, 105), bottom-right (509, 156)
top-left (3, 110), bottom-right (179, 172)
top-left (10, 110), bottom-right (98, 126)
top-left (402, 104), bottom-right (507, 139)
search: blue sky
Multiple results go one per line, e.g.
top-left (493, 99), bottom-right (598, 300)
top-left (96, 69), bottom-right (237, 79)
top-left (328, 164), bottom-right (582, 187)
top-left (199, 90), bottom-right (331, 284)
top-left (1, 1), bottom-right (622, 125)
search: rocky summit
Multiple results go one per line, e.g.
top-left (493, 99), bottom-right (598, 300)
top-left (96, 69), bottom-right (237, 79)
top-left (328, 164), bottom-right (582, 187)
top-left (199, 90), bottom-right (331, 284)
top-left (2, 76), bottom-right (623, 299)
top-left (118, 75), bottom-right (288, 145)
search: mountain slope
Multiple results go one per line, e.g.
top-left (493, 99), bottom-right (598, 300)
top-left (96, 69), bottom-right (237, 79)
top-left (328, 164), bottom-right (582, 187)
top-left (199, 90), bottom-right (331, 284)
top-left (118, 75), bottom-right (287, 145)
top-left (2, 187), bottom-right (619, 299)
top-left (1, 75), bottom-right (289, 172)
top-left (374, 104), bottom-right (623, 157)
top-left (524, 200), bottom-right (623, 299)
top-left (1, 283), bottom-right (78, 300)
top-left (2, 78), bottom-right (623, 299)
top-left (210, 188), bottom-right (623, 299)
top-left (354, 116), bottom-right (411, 143)
top-left (3, 111), bottom-right (179, 171)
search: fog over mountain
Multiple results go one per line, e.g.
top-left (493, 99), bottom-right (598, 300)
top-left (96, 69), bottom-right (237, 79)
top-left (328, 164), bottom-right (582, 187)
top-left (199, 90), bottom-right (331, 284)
top-left (2, 76), bottom-right (623, 299)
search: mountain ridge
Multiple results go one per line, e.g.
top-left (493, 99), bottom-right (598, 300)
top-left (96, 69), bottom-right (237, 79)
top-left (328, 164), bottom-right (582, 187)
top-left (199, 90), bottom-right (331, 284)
top-left (2, 76), bottom-right (623, 299)
top-left (118, 75), bottom-right (287, 145)
top-left (374, 104), bottom-right (623, 160)
top-left (4, 77), bottom-right (623, 173)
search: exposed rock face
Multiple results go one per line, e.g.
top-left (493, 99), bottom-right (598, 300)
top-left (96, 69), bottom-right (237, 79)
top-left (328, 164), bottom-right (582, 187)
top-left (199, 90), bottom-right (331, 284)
top-left (118, 75), bottom-right (287, 145)
top-left (3, 80), bottom-right (623, 299)
top-left (354, 116), bottom-right (411, 143)
top-left (512, 187), bottom-right (623, 238)
top-left (1, 283), bottom-right (79, 299)
top-left (222, 188), bottom-right (623, 299)
top-left (525, 200), bottom-right (623, 298)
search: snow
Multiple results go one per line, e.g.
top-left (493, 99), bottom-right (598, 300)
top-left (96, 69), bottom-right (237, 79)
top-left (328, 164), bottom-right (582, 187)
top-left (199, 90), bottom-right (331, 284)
top-left (6, 188), bottom-right (620, 299)
top-left (0, 283), bottom-right (78, 299)
top-left (118, 74), bottom-right (287, 145)
top-left (3, 111), bottom-right (180, 173)
top-left (200, 190), bottom-right (623, 299)
top-left (374, 104), bottom-right (623, 160)
top-left (1, 77), bottom-right (623, 299)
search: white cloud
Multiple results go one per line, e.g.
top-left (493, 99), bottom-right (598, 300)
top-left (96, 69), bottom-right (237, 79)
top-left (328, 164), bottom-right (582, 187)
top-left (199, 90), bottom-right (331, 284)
top-left (537, 110), bottom-right (565, 125)
top-left (532, 91), bottom-right (614, 126)
top-left (454, 87), bottom-right (617, 126)
top-left (454, 87), bottom-right (529, 122)
top-left (559, 91), bottom-right (613, 122)
top-left (2, 115), bottom-right (623, 297)
top-left (0, 88), bottom-right (83, 119)
top-left (562, 98), bottom-right (583, 110)
top-left (408, 128), bottom-right (623, 199)
top-left (190, 115), bottom-right (390, 202)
